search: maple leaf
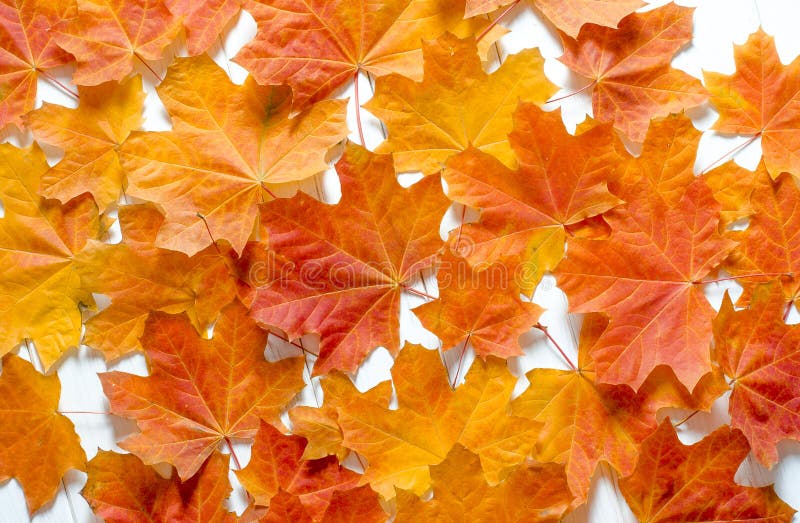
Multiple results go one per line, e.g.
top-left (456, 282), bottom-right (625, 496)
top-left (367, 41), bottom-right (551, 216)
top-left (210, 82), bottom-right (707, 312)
top-left (465, 0), bottom-right (643, 38)
top-left (237, 421), bottom-right (365, 520)
top-left (395, 444), bottom-right (574, 522)
top-left (511, 313), bottom-right (726, 500)
top-left (332, 344), bottom-right (536, 497)
top-left (724, 174), bottom-right (800, 308)
top-left (166, 0), bottom-right (241, 56)
top-left (703, 159), bottom-right (772, 229)
top-left (619, 421), bottom-right (794, 523)
top-left (705, 29), bottom-right (800, 179)
top-left (82, 451), bottom-right (240, 522)
top-left (100, 301), bottom-right (305, 480)
top-left (234, 0), bottom-right (485, 109)
top-left (75, 203), bottom-right (238, 360)
top-left (559, 3), bottom-right (707, 142)
top-left (287, 373), bottom-right (383, 462)
top-left (0, 143), bottom-right (99, 368)
top-left (0, 0), bottom-right (75, 128)
top-left (318, 485), bottom-right (387, 523)
top-left (120, 55), bottom-right (348, 256)
top-left (442, 103), bottom-right (621, 293)
top-left (25, 75), bottom-right (144, 211)
top-left (0, 355), bottom-right (86, 514)
top-left (365, 34), bottom-right (557, 175)
top-left (51, 0), bottom-right (180, 86)
top-left (414, 249), bottom-right (544, 359)
top-left (713, 283), bottom-right (800, 467)
top-left (248, 144), bottom-right (449, 375)
top-left (556, 176), bottom-right (736, 391)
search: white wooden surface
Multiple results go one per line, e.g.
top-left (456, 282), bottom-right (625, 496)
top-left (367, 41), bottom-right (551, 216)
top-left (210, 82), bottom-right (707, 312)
top-left (2, 1), bottom-right (800, 521)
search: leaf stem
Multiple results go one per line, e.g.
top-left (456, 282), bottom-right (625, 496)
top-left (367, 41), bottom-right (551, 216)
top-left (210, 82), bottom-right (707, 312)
top-left (672, 410), bottom-right (699, 428)
top-left (225, 437), bottom-right (243, 470)
top-left (534, 323), bottom-right (577, 370)
top-left (196, 213), bottom-right (222, 255)
top-left (38, 70), bottom-right (79, 100)
top-left (451, 333), bottom-right (472, 388)
top-left (694, 272), bottom-right (791, 285)
top-left (134, 53), bottom-right (163, 83)
top-left (267, 330), bottom-right (318, 357)
top-left (699, 132), bottom-right (761, 174)
top-left (545, 79), bottom-right (598, 105)
top-left (353, 69), bottom-right (366, 147)
top-left (58, 410), bottom-right (109, 415)
top-left (476, 0), bottom-right (521, 42)
top-left (400, 283), bottom-right (436, 301)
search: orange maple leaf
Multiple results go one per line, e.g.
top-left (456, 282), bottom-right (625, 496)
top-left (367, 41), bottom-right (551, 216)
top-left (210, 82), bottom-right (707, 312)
top-left (365, 34), bottom-right (556, 175)
top-left (83, 451), bottom-right (240, 523)
top-left (0, 355), bottom-right (86, 514)
top-left (25, 75), bottom-right (145, 211)
top-left (52, 0), bottom-right (180, 85)
top-left (414, 249), bottom-right (543, 359)
top-left (248, 144), bottom-right (449, 375)
top-left (705, 29), bottom-right (800, 179)
top-left (0, 0), bottom-right (75, 128)
top-left (395, 444), bottom-right (575, 522)
top-left (512, 313), bottom-right (726, 500)
top-left (100, 301), bottom-right (306, 480)
top-left (714, 283), bottom-right (800, 467)
top-left (165, 0), bottom-right (241, 56)
top-left (559, 3), bottom-right (707, 142)
top-left (556, 176), bottom-right (736, 391)
top-left (0, 143), bottom-right (99, 368)
top-left (75, 203), bottom-right (238, 360)
top-left (724, 174), bottom-right (800, 308)
top-left (442, 104), bottom-right (621, 293)
top-left (238, 421), bottom-right (384, 521)
top-left (234, 0), bottom-right (485, 109)
top-left (620, 421), bottom-right (794, 523)
top-left (120, 55), bottom-right (348, 256)
top-left (464, 0), bottom-right (643, 38)
top-left (332, 345), bottom-right (536, 497)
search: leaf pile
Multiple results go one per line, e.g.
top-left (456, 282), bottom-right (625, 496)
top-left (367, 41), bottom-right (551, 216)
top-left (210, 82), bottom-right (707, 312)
top-left (0, 0), bottom-right (799, 521)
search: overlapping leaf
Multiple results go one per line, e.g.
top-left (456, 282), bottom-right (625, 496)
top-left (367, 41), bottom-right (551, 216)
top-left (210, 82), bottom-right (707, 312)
top-left (120, 55), bottom-right (348, 255)
top-left (52, 0), bottom-right (180, 85)
top-left (0, 143), bottom-right (99, 368)
top-left (705, 29), bottom-right (800, 179)
top-left (0, 0), bottom-right (76, 128)
top-left (248, 144), bottom-right (449, 375)
top-left (101, 301), bottom-right (305, 480)
top-left (76, 203), bottom-right (238, 359)
top-left (26, 75), bottom-right (144, 211)
top-left (366, 35), bottom-right (556, 175)
top-left (556, 176), bottom-right (736, 391)
top-left (82, 451), bottom-right (239, 522)
top-left (415, 249), bottom-right (543, 358)
top-left (620, 421), bottom-right (793, 523)
top-left (443, 103), bottom-right (621, 292)
top-left (559, 3), bottom-right (707, 142)
top-left (714, 283), bottom-right (800, 466)
top-left (512, 314), bottom-right (725, 500)
top-left (235, 0), bottom-right (485, 109)
top-left (395, 444), bottom-right (574, 522)
top-left (166, 0), bottom-right (241, 56)
top-left (0, 355), bottom-right (86, 514)
top-left (465, 0), bottom-right (643, 38)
